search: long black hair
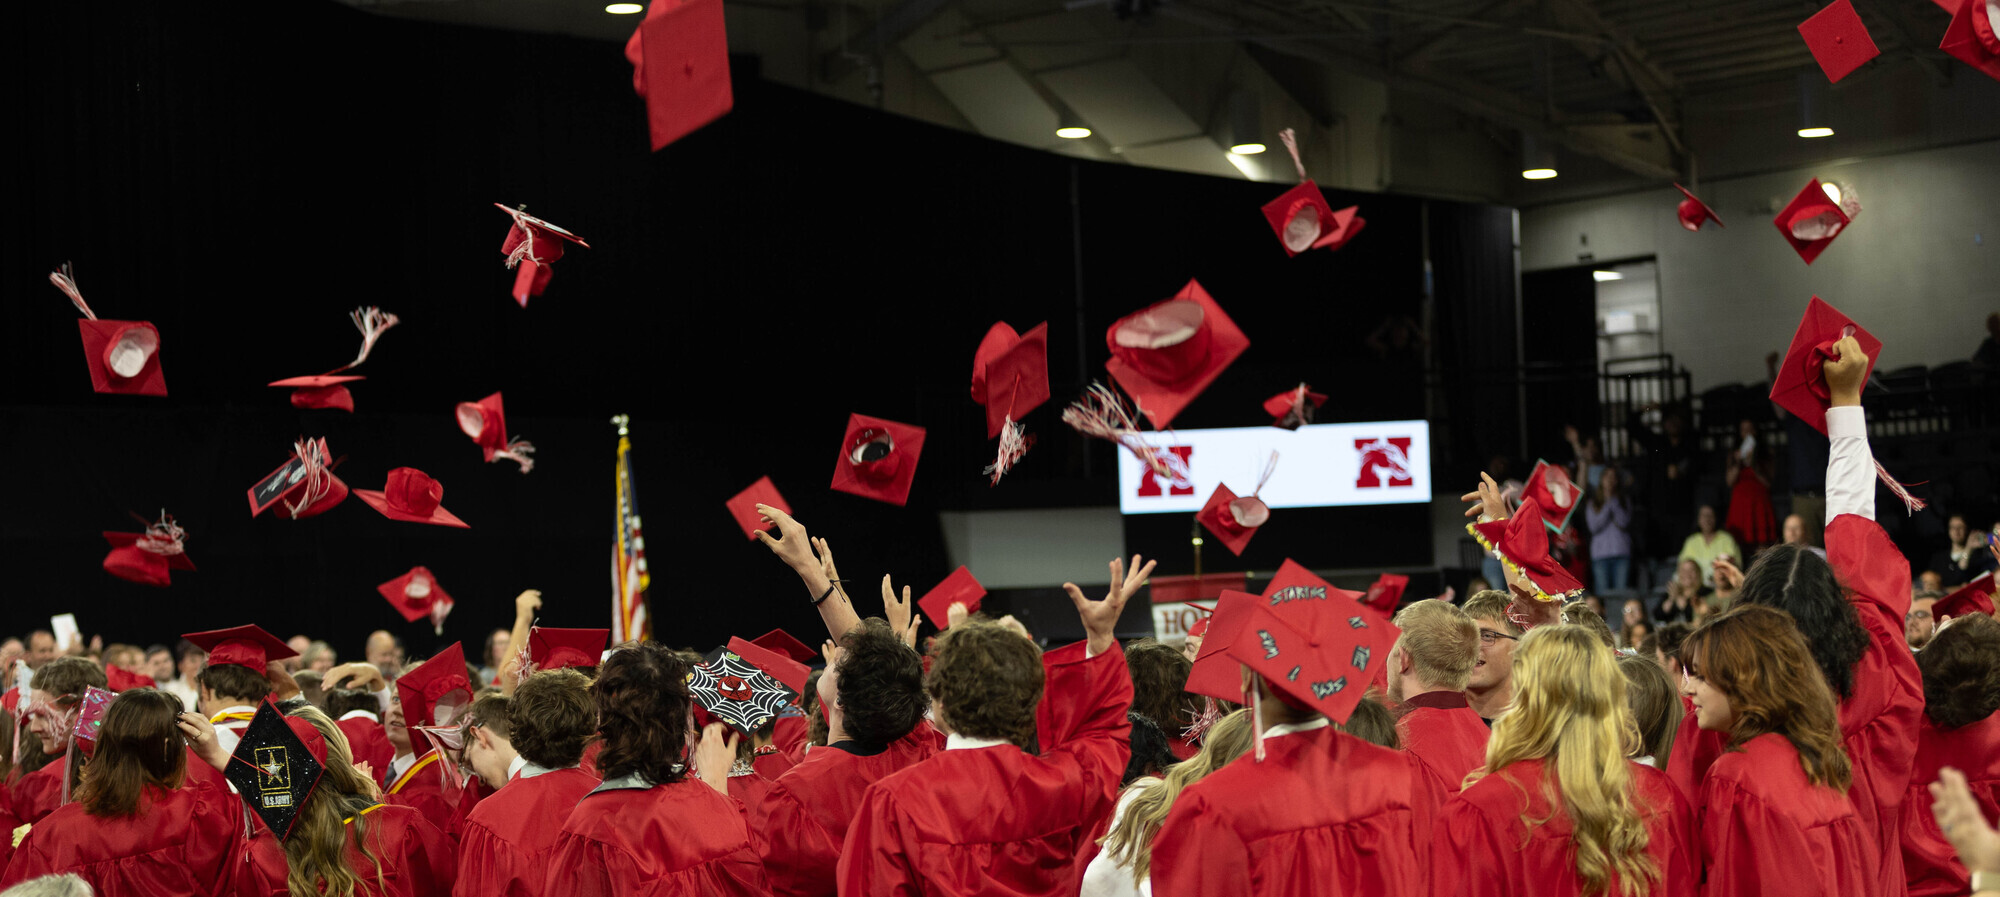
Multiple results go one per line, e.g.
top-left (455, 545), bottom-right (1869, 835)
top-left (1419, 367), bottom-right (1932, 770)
top-left (1734, 544), bottom-right (1869, 699)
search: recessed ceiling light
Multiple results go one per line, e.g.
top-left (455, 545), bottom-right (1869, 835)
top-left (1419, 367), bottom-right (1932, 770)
top-left (1593, 270), bottom-right (1623, 282)
top-left (605, 3), bottom-right (644, 14)
top-left (1056, 126), bottom-right (1092, 139)
top-left (1797, 127), bottom-right (1834, 138)
top-left (1521, 168), bottom-right (1558, 180)
top-left (1229, 143), bottom-right (1267, 155)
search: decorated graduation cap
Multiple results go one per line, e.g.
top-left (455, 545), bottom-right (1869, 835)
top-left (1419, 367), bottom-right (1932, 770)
top-left (1259, 130), bottom-right (1366, 257)
top-left (689, 645), bottom-right (798, 736)
top-left (1939, 0), bottom-right (2000, 82)
top-left (624, 0), bottom-right (734, 151)
top-left (1185, 590), bottom-right (1262, 702)
top-left (1773, 178), bottom-right (1859, 265)
top-left (268, 307), bottom-right (400, 412)
top-left (750, 629), bottom-right (817, 666)
top-left (725, 477), bottom-right (789, 540)
top-left (223, 701), bottom-right (327, 841)
top-left (918, 566), bottom-right (987, 630)
top-left (529, 627), bottom-right (609, 672)
top-left (970, 321), bottom-right (1051, 484)
top-left (1195, 451), bottom-right (1280, 557)
top-left (355, 468), bottom-right (470, 528)
top-left (102, 511), bottom-right (194, 588)
top-left (726, 635), bottom-right (810, 696)
top-left (457, 392), bottom-right (535, 474)
top-left (1674, 184), bottom-right (1724, 232)
top-left (49, 264), bottom-right (167, 397)
top-left (1223, 597), bottom-right (1391, 754)
top-left (377, 567), bottom-right (455, 636)
top-left (830, 413), bottom-right (926, 506)
top-left (103, 665), bottom-right (154, 692)
top-left (247, 438), bottom-right (349, 520)
top-left (1104, 280), bottom-right (1250, 431)
top-left (1521, 460), bottom-right (1582, 534)
top-left (397, 643), bottom-right (472, 729)
top-left (185, 624), bottom-right (298, 674)
top-left (1468, 497), bottom-right (1586, 604)
top-left (1935, 572), bottom-right (1996, 620)
top-left (1363, 573), bottom-right (1410, 614)
top-left (1263, 383), bottom-right (1326, 430)
top-left (496, 204), bottom-right (590, 307)
top-left (70, 685), bottom-right (117, 759)
top-left (1769, 296), bottom-right (1925, 511)
top-left (1798, 0), bottom-right (1881, 82)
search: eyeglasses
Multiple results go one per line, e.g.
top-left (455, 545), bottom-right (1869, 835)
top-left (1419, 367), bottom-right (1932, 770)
top-left (1478, 629), bottom-right (1519, 645)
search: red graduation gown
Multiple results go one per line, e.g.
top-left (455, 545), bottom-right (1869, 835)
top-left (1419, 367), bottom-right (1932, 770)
top-left (837, 641), bottom-right (1131, 897)
top-left (753, 744), bottom-right (797, 781)
top-left (544, 776), bottom-right (768, 896)
top-left (725, 767), bottom-right (773, 823)
top-left (8, 756), bottom-right (65, 826)
top-left (1698, 733), bottom-right (1876, 897)
top-left (0, 777), bottom-right (17, 871)
top-left (0, 781), bottom-right (258, 895)
top-left (243, 802), bottom-right (458, 897)
top-left (754, 724), bottom-right (944, 897)
top-left (1900, 711), bottom-right (2000, 897)
top-left (1395, 691), bottom-right (1491, 804)
top-left (1150, 724), bottom-right (1431, 897)
top-left (337, 714), bottom-right (396, 788)
top-left (453, 766), bottom-right (599, 897)
top-left (1432, 758), bottom-right (1698, 897)
top-left (385, 749), bottom-right (458, 823)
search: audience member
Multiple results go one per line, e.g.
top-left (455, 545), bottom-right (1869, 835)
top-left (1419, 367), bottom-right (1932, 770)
top-left (1930, 515), bottom-right (1999, 589)
top-left (1586, 468), bottom-right (1633, 596)
top-left (1907, 594), bottom-right (1940, 651)
top-left (1781, 514), bottom-right (1826, 558)
top-left (1656, 560), bottom-right (1707, 625)
top-left (1678, 506), bottom-right (1741, 588)
top-left (1653, 621), bottom-right (1692, 677)
top-left (1724, 420), bottom-right (1777, 551)
top-left (155, 641), bottom-right (201, 711)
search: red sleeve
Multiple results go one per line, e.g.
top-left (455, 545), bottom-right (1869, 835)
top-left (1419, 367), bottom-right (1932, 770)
top-left (1035, 641), bottom-right (1133, 793)
top-left (1430, 794), bottom-right (1515, 897)
top-left (1825, 516), bottom-right (1923, 724)
top-left (0, 824), bottom-right (53, 889)
top-left (454, 818), bottom-right (531, 897)
top-left (835, 785), bottom-right (925, 897)
top-left (772, 715), bottom-right (807, 755)
top-left (0, 775), bottom-right (16, 873)
top-left (1698, 777), bottom-right (1850, 897)
top-left (755, 782), bottom-right (841, 897)
top-left (1149, 788), bottom-right (1251, 897)
top-left (390, 811), bottom-right (459, 897)
top-left (8, 761), bottom-right (61, 826)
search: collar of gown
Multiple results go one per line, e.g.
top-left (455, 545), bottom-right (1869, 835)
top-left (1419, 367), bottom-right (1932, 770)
top-left (590, 772), bottom-right (656, 794)
top-left (945, 733), bottom-right (1012, 751)
top-left (338, 709), bottom-right (379, 723)
top-left (1262, 717), bottom-right (1331, 739)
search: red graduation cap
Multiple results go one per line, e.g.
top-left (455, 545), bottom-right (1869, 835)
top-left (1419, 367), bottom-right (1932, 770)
top-left (1468, 497), bottom-right (1586, 603)
top-left (495, 204), bottom-right (590, 307)
top-left (1798, 0), bottom-right (1882, 82)
top-left (377, 567), bottom-right (455, 635)
top-left (1184, 590), bottom-right (1263, 702)
top-left (268, 375), bottom-right (363, 412)
top-left (185, 624), bottom-right (297, 674)
top-left (917, 566), bottom-right (986, 630)
top-left (725, 477), bottom-right (789, 540)
top-left (1262, 383), bottom-right (1327, 430)
top-left (624, 0), bottom-right (735, 151)
top-left (1197, 484), bottom-right (1261, 557)
top-left (51, 265), bottom-right (167, 397)
top-left (1104, 280), bottom-right (1251, 431)
top-left (397, 643), bottom-right (472, 729)
top-left (1183, 602), bottom-right (1217, 640)
top-left (830, 413), bottom-right (926, 506)
top-left (1769, 296), bottom-right (1883, 435)
top-left (101, 512), bottom-right (195, 588)
top-left (247, 439), bottom-right (349, 520)
top-left (727, 635), bottom-right (810, 695)
top-left (1223, 598), bottom-right (1393, 728)
top-left (1773, 179), bottom-right (1856, 265)
top-left (355, 468), bottom-right (470, 529)
top-left (1260, 182), bottom-right (1365, 257)
top-left (1363, 573), bottom-right (1410, 614)
top-left (1521, 460), bottom-right (1583, 534)
top-left (751, 629), bottom-right (818, 665)
top-left (457, 392), bottom-right (535, 474)
top-left (1674, 183), bottom-right (1724, 231)
top-left (971, 321), bottom-right (1051, 485)
top-left (1940, 0), bottom-right (2000, 82)
top-left (104, 665), bottom-right (155, 692)
top-left (1935, 572), bottom-right (1996, 619)
top-left (529, 627), bottom-right (610, 672)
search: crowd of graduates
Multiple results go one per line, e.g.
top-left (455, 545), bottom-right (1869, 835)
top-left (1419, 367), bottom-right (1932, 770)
top-left (0, 342), bottom-right (1996, 897)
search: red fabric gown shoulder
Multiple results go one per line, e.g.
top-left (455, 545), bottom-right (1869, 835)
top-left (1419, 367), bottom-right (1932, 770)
top-left (454, 767), bottom-right (599, 897)
top-left (1698, 733), bottom-right (1876, 897)
top-left (756, 726), bottom-right (942, 897)
top-left (0, 775), bottom-right (16, 871)
top-left (1901, 712), bottom-right (2000, 897)
top-left (0, 781), bottom-right (256, 896)
top-left (353, 803), bottom-right (459, 897)
top-left (544, 778), bottom-right (768, 896)
top-left (1431, 758), bottom-right (1697, 897)
top-left (1396, 702), bottom-right (1492, 804)
top-left (8, 757), bottom-right (65, 826)
top-left (385, 750), bottom-right (457, 822)
top-left (337, 716), bottom-right (396, 788)
top-left (1150, 726), bottom-right (1429, 897)
top-left (726, 768), bottom-right (773, 827)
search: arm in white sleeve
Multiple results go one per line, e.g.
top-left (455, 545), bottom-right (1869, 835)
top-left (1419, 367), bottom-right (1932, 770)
top-left (1823, 406), bottom-right (1874, 522)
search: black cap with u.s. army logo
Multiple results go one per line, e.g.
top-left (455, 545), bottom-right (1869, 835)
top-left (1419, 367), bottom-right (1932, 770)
top-left (223, 700), bottom-right (327, 840)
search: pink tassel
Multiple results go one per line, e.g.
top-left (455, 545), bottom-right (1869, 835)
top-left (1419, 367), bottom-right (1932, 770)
top-left (328, 306), bottom-right (400, 373)
top-left (1183, 697), bottom-right (1225, 743)
top-left (1251, 450), bottom-right (1279, 498)
top-left (49, 263), bottom-right (95, 320)
top-left (1278, 128), bottom-right (1307, 182)
top-left (136, 510), bottom-right (187, 557)
top-left (983, 417), bottom-right (1033, 486)
top-left (493, 438), bottom-right (536, 474)
top-left (1875, 459), bottom-right (1927, 513)
top-left (282, 439), bottom-right (332, 518)
top-left (1062, 382), bottom-right (1186, 486)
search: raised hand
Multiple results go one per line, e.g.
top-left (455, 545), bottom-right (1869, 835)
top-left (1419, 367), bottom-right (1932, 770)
top-left (514, 589), bottom-right (543, 621)
top-left (1462, 472), bottom-right (1509, 521)
top-left (323, 662), bottom-right (386, 694)
top-left (1063, 554), bottom-right (1156, 655)
top-left (1931, 767), bottom-right (2000, 877)
top-left (814, 537), bottom-right (850, 607)
top-left (947, 602), bottom-right (971, 630)
top-left (882, 575), bottom-right (919, 647)
top-left (693, 722), bottom-right (741, 796)
top-left (1822, 335), bottom-right (1869, 407)
top-left (753, 504), bottom-right (817, 571)
top-left (177, 712), bottom-right (229, 770)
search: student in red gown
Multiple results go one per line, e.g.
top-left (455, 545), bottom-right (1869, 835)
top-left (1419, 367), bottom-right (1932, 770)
top-left (1, 688), bottom-right (259, 894)
top-left (184, 625), bottom-right (299, 756)
top-left (456, 669), bottom-right (600, 897)
top-left (1681, 605), bottom-right (1876, 896)
top-left (1087, 709), bottom-right (1256, 896)
top-left (544, 642), bottom-right (767, 896)
top-left (1433, 625), bottom-right (1698, 897)
top-left (327, 687), bottom-right (395, 789)
top-left (1901, 612), bottom-right (2000, 897)
top-left (1125, 640), bottom-right (1199, 761)
top-left (9, 657), bottom-right (105, 826)
top-left (838, 555), bottom-right (1149, 897)
top-left (756, 619), bottom-right (939, 897)
top-left (384, 645), bottom-right (473, 823)
top-left (1386, 600), bottom-right (1488, 805)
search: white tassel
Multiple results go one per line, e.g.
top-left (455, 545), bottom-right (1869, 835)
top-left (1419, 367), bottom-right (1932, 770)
top-left (493, 438), bottom-right (536, 474)
top-left (332, 306), bottom-right (400, 372)
top-left (136, 510), bottom-right (187, 557)
top-left (1249, 675), bottom-right (1266, 762)
top-left (49, 264), bottom-right (95, 320)
top-left (1063, 382), bottom-right (1185, 485)
top-left (1278, 128), bottom-right (1307, 182)
top-left (982, 417), bottom-right (1033, 485)
top-left (1875, 459), bottom-right (1927, 514)
top-left (282, 439), bottom-right (332, 518)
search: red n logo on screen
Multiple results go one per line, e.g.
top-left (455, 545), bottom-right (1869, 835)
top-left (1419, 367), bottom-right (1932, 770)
top-left (1136, 446), bottom-right (1195, 497)
top-left (1354, 437), bottom-right (1414, 488)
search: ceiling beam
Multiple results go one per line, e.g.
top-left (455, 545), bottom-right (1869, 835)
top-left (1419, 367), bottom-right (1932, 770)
top-left (1541, 0), bottom-right (1685, 156)
top-left (1394, 0), bottom-right (1537, 68)
top-left (820, 0), bottom-right (958, 83)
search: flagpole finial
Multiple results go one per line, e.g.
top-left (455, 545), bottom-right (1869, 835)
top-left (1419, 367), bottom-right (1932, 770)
top-left (611, 414), bottom-right (630, 436)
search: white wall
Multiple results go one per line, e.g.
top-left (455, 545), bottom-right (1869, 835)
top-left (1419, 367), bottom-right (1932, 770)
top-left (1522, 140), bottom-right (2000, 392)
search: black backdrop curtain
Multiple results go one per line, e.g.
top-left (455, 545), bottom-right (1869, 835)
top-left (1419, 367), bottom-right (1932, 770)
top-left (1, 2), bottom-right (1513, 657)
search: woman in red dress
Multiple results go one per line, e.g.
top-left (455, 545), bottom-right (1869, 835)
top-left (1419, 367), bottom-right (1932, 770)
top-left (1723, 420), bottom-right (1776, 551)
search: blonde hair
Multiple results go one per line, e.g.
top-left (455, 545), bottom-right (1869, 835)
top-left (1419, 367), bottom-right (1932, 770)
top-left (285, 707), bottom-right (387, 897)
top-left (1484, 626), bottom-right (1659, 897)
top-left (1099, 709), bottom-right (1254, 887)
top-left (1392, 600), bottom-right (1480, 691)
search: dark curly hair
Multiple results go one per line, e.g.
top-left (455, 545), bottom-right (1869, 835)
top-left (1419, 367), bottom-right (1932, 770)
top-left (1918, 613), bottom-right (2000, 729)
top-left (927, 621), bottom-right (1044, 750)
top-left (512, 668), bottom-right (596, 769)
top-left (835, 619), bottom-right (928, 748)
top-left (321, 689), bottom-right (378, 720)
top-left (593, 643), bottom-right (692, 784)
top-left (1125, 641), bottom-right (1197, 737)
top-left (1122, 712), bottom-right (1175, 786)
top-left (1734, 544), bottom-right (1868, 699)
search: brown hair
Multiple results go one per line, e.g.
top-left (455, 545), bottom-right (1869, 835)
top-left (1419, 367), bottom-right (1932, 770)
top-left (197, 663), bottom-right (272, 704)
top-left (321, 689), bottom-right (378, 720)
top-left (593, 643), bottom-right (693, 784)
top-left (1392, 601), bottom-right (1480, 691)
top-left (1562, 601), bottom-right (1618, 648)
top-left (1616, 652), bottom-right (1681, 766)
top-left (30, 656), bottom-right (108, 700)
top-left (1463, 590), bottom-right (1524, 636)
top-left (1918, 613), bottom-right (2000, 729)
top-left (511, 668), bottom-right (596, 769)
top-left (1339, 695), bottom-right (1401, 749)
top-left (927, 621), bottom-right (1044, 750)
top-left (1124, 640), bottom-right (1197, 736)
top-left (462, 693), bottom-right (512, 742)
top-left (74, 688), bottom-right (185, 818)
top-left (1681, 605), bottom-right (1851, 791)
top-left (284, 707), bottom-right (385, 897)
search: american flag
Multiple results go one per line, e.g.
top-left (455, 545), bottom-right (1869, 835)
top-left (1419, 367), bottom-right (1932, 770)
top-left (612, 417), bottom-right (650, 644)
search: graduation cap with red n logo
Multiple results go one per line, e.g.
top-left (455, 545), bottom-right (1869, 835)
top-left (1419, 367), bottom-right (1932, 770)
top-left (50, 264), bottom-right (167, 397)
